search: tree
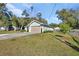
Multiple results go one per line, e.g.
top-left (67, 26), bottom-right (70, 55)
top-left (30, 6), bottom-right (33, 12)
top-left (56, 9), bottom-right (77, 28)
top-left (0, 3), bottom-right (6, 7)
top-left (67, 17), bottom-right (76, 27)
top-left (36, 12), bottom-right (48, 24)
top-left (12, 15), bottom-right (20, 27)
top-left (41, 19), bottom-right (48, 24)
top-left (0, 3), bottom-right (13, 30)
top-left (36, 12), bottom-right (42, 20)
top-left (69, 9), bottom-right (79, 28)
top-left (59, 23), bottom-right (71, 33)
top-left (22, 9), bottom-right (29, 18)
top-left (18, 18), bottom-right (31, 30)
top-left (0, 3), bottom-right (9, 27)
top-left (49, 23), bottom-right (58, 28)
top-left (0, 3), bottom-right (6, 20)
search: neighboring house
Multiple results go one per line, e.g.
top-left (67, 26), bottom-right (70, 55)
top-left (25, 20), bottom-right (53, 33)
top-left (0, 27), bottom-right (6, 30)
top-left (54, 27), bottom-right (60, 31)
top-left (0, 26), bottom-right (6, 30)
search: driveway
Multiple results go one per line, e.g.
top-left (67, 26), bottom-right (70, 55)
top-left (0, 32), bottom-right (38, 40)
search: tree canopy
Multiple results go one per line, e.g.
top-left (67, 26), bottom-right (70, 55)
top-left (56, 9), bottom-right (79, 29)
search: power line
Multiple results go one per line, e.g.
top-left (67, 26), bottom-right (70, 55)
top-left (48, 4), bottom-right (56, 19)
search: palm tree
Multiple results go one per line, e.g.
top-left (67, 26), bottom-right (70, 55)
top-left (22, 9), bottom-right (29, 18)
top-left (12, 15), bottom-right (20, 31)
top-left (36, 12), bottom-right (42, 20)
top-left (30, 6), bottom-right (33, 12)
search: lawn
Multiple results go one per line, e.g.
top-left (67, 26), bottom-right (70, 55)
top-left (0, 32), bottom-right (79, 56)
top-left (0, 30), bottom-right (26, 34)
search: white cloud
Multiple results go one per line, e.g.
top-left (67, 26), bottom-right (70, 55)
top-left (6, 4), bottom-right (23, 17)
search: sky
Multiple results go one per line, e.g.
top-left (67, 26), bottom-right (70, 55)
top-left (6, 3), bottom-right (79, 24)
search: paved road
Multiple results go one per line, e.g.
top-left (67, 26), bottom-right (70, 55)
top-left (69, 31), bottom-right (79, 37)
top-left (0, 32), bottom-right (38, 40)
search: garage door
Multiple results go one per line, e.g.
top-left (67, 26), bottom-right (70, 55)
top-left (31, 26), bottom-right (41, 33)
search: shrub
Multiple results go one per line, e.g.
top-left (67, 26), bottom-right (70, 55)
top-left (10, 39), bottom-right (16, 41)
top-left (43, 30), bottom-right (53, 33)
top-left (20, 30), bottom-right (26, 32)
top-left (59, 23), bottom-right (71, 34)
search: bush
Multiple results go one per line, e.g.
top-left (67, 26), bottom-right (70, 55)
top-left (20, 30), bottom-right (26, 32)
top-left (43, 30), bottom-right (53, 33)
top-left (10, 39), bottom-right (16, 41)
top-left (59, 23), bottom-right (71, 34)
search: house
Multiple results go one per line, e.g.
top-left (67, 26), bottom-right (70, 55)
top-left (54, 27), bottom-right (60, 31)
top-left (25, 20), bottom-right (53, 33)
top-left (0, 27), bottom-right (6, 31)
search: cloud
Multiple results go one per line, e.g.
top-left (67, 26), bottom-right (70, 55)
top-left (6, 4), bottom-right (23, 17)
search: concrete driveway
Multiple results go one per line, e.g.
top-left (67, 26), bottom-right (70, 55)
top-left (0, 32), bottom-right (38, 40)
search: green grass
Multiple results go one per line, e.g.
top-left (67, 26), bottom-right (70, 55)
top-left (0, 31), bottom-right (18, 34)
top-left (0, 32), bottom-right (79, 55)
top-left (0, 30), bottom-right (26, 34)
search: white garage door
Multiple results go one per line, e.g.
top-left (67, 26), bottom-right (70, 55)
top-left (31, 26), bottom-right (41, 33)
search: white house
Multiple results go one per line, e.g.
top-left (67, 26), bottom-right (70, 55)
top-left (54, 27), bottom-right (60, 31)
top-left (25, 20), bottom-right (53, 33)
top-left (0, 27), bottom-right (6, 30)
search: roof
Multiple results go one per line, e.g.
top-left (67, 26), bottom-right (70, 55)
top-left (40, 24), bottom-right (49, 27)
top-left (26, 20), bottom-right (49, 27)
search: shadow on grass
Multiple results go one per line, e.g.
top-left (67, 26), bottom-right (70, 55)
top-left (55, 36), bottom-right (79, 52)
top-left (10, 39), bottom-right (16, 41)
top-left (55, 35), bottom-right (64, 37)
top-left (65, 41), bottom-right (79, 52)
top-left (71, 36), bottom-right (79, 45)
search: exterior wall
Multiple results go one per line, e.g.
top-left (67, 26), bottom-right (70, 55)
top-left (29, 26), bottom-right (31, 32)
top-left (54, 27), bottom-right (60, 31)
top-left (25, 21), bottom-right (53, 33)
top-left (25, 26), bottom-right (53, 33)
top-left (25, 26), bottom-right (31, 32)
top-left (42, 26), bottom-right (53, 32)
top-left (25, 27), bottom-right (27, 31)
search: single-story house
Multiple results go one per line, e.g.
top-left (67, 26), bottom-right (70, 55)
top-left (25, 20), bottom-right (53, 33)
top-left (0, 27), bottom-right (6, 31)
top-left (54, 27), bottom-right (60, 31)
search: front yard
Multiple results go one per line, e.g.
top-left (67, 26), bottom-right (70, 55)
top-left (0, 32), bottom-right (79, 55)
top-left (0, 30), bottom-right (26, 34)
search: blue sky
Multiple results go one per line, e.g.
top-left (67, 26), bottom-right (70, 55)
top-left (6, 3), bottom-right (79, 24)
